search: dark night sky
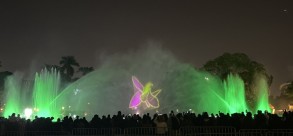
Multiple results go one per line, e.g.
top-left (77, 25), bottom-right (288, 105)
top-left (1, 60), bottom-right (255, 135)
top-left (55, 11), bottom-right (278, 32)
top-left (0, 1), bottom-right (292, 95)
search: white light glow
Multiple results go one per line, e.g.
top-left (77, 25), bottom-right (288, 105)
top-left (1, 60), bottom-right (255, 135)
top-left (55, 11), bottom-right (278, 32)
top-left (24, 108), bottom-right (33, 119)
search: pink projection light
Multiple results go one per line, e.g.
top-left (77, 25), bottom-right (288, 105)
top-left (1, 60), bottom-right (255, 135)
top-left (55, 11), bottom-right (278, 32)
top-left (129, 76), bottom-right (161, 109)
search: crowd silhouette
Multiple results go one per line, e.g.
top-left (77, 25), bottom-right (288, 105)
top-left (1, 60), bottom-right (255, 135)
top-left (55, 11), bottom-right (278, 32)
top-left (1, 110), bottom-right (293, 134)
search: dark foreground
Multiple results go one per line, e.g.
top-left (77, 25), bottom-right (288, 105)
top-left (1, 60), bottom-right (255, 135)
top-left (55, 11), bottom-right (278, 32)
top-left (1, 110), bottom-right (293, 136)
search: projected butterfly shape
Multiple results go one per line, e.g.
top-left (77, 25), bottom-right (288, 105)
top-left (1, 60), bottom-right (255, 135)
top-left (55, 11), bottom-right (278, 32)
top-left (129, 76), bottom-right (161, 109)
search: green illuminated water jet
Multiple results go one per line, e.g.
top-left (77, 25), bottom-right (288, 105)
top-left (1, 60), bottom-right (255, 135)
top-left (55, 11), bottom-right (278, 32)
top-left (33, 68), bottom-right (61, 118)
top-left (254, 76), bottom-right (271, 112)
top-left (159, 64), bottom-right (270, 114)
top-left (223, 74), bottom-right (248, 113)
top-left (160, 67), bottom-right (250, 114)
top-left (3, 74), bottom-right (22, 117)
top-left (3, 69), bottom-right (62, 118)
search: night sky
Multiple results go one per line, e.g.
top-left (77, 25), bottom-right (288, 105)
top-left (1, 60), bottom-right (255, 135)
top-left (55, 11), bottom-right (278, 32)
top-left (0, 1), bottom-right (292, 95)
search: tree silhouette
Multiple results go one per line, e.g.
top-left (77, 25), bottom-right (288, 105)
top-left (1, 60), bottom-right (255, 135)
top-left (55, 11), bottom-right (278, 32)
top-left (78, 67), bottom-right (94, 76)
top-left (59, 56), bottom-right (80, 80)
top-left (280, 82), bottom-right (293, 98)
top-left (202, 53), bottom-right (273, 109)
top-left (203, 53), bottom-right (272, 85)
top-left (0, 61), bottom-right (13, 93)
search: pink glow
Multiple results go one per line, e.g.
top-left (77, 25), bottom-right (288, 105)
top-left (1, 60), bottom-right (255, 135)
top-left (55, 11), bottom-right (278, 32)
top-left (129, 76), bottom-right (161, 109)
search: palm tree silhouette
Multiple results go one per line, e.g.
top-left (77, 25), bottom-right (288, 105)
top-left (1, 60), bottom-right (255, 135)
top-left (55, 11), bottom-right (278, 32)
top-left (59, 56), bottom-right (79, 79)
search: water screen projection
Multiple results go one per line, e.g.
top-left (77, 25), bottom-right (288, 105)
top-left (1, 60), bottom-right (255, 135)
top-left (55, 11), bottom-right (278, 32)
top-left (2, 46), bottom-right (271, 119)
top-left (129, 76), bottom-right (161, 109)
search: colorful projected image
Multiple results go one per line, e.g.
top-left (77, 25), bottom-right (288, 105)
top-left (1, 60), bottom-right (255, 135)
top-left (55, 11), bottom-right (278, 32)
top-left (129, 76), bottom-right (161, 109)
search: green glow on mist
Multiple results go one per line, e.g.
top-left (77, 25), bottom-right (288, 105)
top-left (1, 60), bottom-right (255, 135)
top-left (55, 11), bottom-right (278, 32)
top-left (223, 74), bottom-right (248, 113)
top-left (33, 69), bottom-right (61, 118)
top-left (255, 77), bottom-right (271, 112)
top-left (3, 76), bottom-right (22, 117)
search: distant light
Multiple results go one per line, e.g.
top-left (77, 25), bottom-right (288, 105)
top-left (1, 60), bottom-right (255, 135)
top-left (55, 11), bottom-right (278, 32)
top-left (84, 112), bottom-right (87, 116)
top-left (136, 111), bottom-right (140, 115)
top-left (33, 107), bottom-right (39, 112)
top-left (205, 77), bottom-right (209, 80)
top-left (24, 108), bottom-right (33, 119)
top-left (176, 109), bottom-right (179, 112)
top-left (0, 108), bottom-right (3, 111)
top-left (74, 89), bottom-right (80, 95)
top-left (73, 114), bottom-right (76, 118)
top-left (87, 102), bottom-right (90, 105)
top-left (69, 106), bottom-right (71, 108)
top-left (62, 106), bottom-right (65, 110)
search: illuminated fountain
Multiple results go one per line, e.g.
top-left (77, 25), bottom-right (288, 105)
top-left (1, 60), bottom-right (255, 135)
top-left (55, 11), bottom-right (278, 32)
top-left (3, 73), bottom-right (23, 117)
top-left (33, 68), bottom-right (61, 118)
top-left (3, 68), bottom-right (62, 119)
top-left (3, 46), bottom-right (271, 118)
top-left (254, 76), bottom-right (271, 111)
top-left (223, 74), bottom-right (248, 113)
top-left (52, 46), bottom-right (271, 116)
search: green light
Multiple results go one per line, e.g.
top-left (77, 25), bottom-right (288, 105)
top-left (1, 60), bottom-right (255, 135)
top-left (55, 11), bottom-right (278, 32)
top-left (223, 74), bottom-right (248, 113)
top-left (3, 75), bottom-right (22, 117)
top-left (33, 68), bottom-right (61, 118)
top-left (255, 77), bottom-right (271, 112)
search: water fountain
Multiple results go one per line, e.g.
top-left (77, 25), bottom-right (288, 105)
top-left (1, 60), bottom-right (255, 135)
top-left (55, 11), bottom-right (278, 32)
top-left (3, 73), bottom-right (23, 117)
top-left (33, 68), bottom-right (61, 118)
top-left (51, 46), bottom-right (271, 116)
top-left (3, 46), bottom-right (271, 119)
top-left (3, 68), bottom-right (62, 118)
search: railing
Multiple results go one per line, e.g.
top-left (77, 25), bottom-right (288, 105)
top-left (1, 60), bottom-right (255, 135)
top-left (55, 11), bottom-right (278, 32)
top-left (3, 127), bottom-right (293, 136)
top-left (239, 129), bottom-right (268, 136)
top-left (2, 131), bottom-right (70, 136)
top-left (72, 128), bottom-right (124, 136)
top-left (181, 126), bottom-right (236, 136)
top-left (239, 129), bottom-right (293, 136)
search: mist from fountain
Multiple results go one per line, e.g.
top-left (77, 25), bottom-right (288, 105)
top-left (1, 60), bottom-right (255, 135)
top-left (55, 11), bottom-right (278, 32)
top-left (3, 69), bottom-right (62, 118)
top-left (3, 46), bottom-right (271, 118)
top-left (52, 46), bottom-right (271, 116)
top-left (3, 73), bottom-right (23, 117)
top-left (33, 68), bottom-right (61, 118)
